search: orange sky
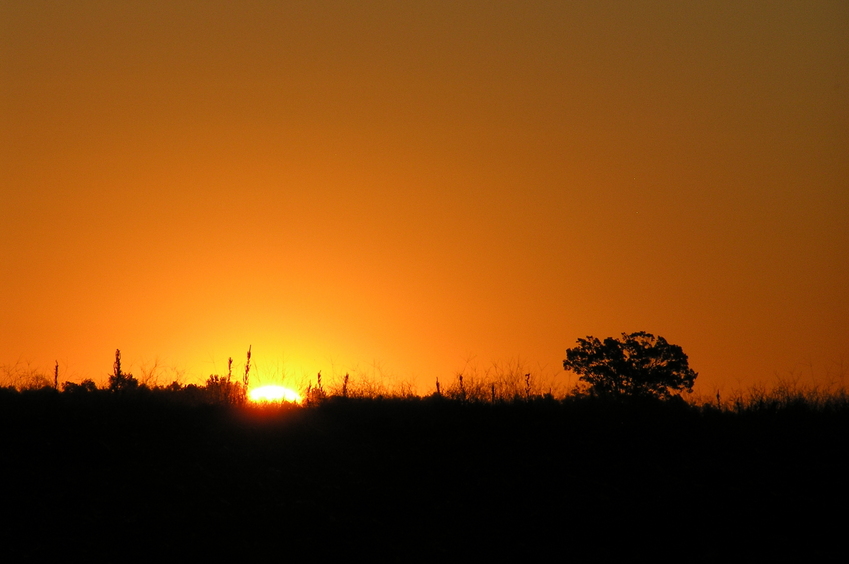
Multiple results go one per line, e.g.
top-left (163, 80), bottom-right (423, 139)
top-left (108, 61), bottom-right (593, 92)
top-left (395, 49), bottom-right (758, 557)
top-left (2, 1), bottom-right (847, 394)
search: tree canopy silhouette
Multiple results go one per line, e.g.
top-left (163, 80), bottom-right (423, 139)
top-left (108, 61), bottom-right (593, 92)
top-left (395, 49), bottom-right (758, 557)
top-left (563, 332), bottom-right (697, 400)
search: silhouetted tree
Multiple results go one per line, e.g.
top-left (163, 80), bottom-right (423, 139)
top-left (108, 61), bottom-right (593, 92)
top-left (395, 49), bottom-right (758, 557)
top-left (563, 332), bottom-right (697, 400)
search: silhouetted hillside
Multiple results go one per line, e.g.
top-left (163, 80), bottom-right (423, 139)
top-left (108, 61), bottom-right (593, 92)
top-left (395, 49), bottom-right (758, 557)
top-left (2, 392), bottom-right (846, 561)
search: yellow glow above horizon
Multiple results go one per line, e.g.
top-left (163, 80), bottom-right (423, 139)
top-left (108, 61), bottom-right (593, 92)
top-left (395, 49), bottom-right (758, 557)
top-left (1, 2), bottom-right (846, 394)
top-left (248, 385), bottom-right (303, 404)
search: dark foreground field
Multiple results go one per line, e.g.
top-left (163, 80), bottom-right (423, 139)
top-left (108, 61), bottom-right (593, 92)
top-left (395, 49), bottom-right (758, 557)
top-left (2, 392), bottom-right (847, 562)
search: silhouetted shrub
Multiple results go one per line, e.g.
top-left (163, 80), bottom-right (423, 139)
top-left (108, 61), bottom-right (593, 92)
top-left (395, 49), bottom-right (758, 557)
top-left (62, 379), bottom-right (98, 394)
top-left (204, 374), bottom-right (245, 405)
top-left (108, 349), bottom-right (139, 393)
top-left (108, 371), bottom-right (139, 393)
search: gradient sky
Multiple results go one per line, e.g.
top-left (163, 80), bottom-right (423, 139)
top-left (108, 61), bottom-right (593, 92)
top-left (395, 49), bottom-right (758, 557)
top-left (2, 1), bottom-right (847, 393)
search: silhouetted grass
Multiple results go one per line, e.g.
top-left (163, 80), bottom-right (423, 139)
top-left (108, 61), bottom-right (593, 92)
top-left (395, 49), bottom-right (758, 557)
top-left (1, 346), bottom-right (847, 561)
top-left (1, 378), bottom-right (847, 560)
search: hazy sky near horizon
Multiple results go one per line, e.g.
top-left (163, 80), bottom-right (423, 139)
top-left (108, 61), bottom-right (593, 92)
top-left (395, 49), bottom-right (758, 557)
top-left (2, 1), bottom-right (847, 392)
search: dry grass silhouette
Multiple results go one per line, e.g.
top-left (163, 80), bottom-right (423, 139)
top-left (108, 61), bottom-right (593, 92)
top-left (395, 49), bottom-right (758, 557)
top-left (1, 351), bottom-right (846, 562)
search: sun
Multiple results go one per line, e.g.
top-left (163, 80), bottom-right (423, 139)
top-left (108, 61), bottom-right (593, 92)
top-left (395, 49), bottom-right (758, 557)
top-left (248, 385), bottom-right (303, 404)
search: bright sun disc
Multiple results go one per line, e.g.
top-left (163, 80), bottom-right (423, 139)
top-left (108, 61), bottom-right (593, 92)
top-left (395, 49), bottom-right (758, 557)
top-left (248, 385), bottom-right (302, 403)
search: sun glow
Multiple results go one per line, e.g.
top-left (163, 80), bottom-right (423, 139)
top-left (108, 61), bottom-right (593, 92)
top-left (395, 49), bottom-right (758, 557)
top-left (248, 385), bottom-right (302, 403)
